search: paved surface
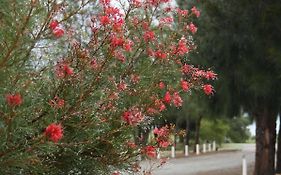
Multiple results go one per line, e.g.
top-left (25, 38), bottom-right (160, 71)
top-left (142, 144), bottom-right (255, 175)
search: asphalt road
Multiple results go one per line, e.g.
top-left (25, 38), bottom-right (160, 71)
top-left (142, 144), bottom-right (255, 175)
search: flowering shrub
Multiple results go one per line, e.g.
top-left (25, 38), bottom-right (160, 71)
top-left (0, 0), bottom-right (215, 174)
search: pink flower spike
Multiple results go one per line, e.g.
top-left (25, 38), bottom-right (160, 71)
top-left (45, 123), bottom-right (63, 143)
top-left (52, 27), bottom-right (64, 38)
top-left (49, 20), bottom-right (59, 30)
top-left (191, 6), bottom-right (200, 18)
top-left (5, 93), bottom-right (23, 107)
top-left (203, 84), bottom-right (214, 95)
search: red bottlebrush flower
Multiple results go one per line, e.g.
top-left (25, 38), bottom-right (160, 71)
top-left (130, 74), bottom-right (140, 84)
top-left (205, 70), bottom-right (217, 80)
top-left (99, 15), bottom-right (111, 26)
top-left (49, 96), bottom-right (65, 109)
top-left (154, 50), bottom-right (167, 59)
top-left (122, 108), bottom-right (144, 126)
top-left (143, 145), bottom-right (156, 158)
top-left (131, 0), bottom-right (142, 8)
top-left (181, 80), bottom-right (189, 92)
top-left (159, 81), bottom-right (165, 89)
top-left (90, 59), bottom-right (100, 70)
top-left (105, 7), bottom-right (120, 15)
top-left (99, 0), bottom-right (111, 5)
top-left (173, 92), bottom-right (183, 107)
top-left (163, 91), bottom-right (171, 104)
top-left (112, 171), bottom-right (120, 175)
top-left (52, 27), bottom-right (64, 38)
top-left (177, 38), bottom-right (189, 55)
top-left (159, 140), bottom-right (170, 148)
top-left (123, 40), bottom-right (134, 52)
top-left (5, 93), bottom-right (23, 107)
top-left (188, 23), bottom-right (197, 34)
top-left (49, 20), bottom-right (59, 30)
top-left (113, 50), bottom-right (126, 63)
top-left (117, 81), bottom-right (127, 91)
top-left (154, 99), bottom-right (166, 112)
top-left (177, 8), bottom-right (188, 17)
top-left (191, 6), bottom-right (200, 18)
top-left (143, 30), bottom-right (155, 42)
top-left (55, 63), bottom-right (74, 78)
top-left (111, 36), bottom-right (124, 48)
top-left (113, 18), bottom-right (124, 32)
top-left (45, 123), bottom-right (63, 143)
top-left (203, 84), bottom-right (214, 95)
top-left (127, 141), bottom-right (137, 149)
top-left (153, 127), bottom-right (169, 137)
top-left (182, 64), bottom-right (191, 74)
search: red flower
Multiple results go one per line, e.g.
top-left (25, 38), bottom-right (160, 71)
top-left (117, 81), bottom-right (127, 91)
top-left (143, 145), bottom-right (156, 158)
top-left (188, 23), bottom-right (197, 34)
top-left (112, 171), bottom-right (120, 175)
top-left (143, 30), bottom-right (155, 42)
top-left (99, 15), bottom-right (111, 26)
top-left (163, 91), bottom-right (171, 104)
top-left (55, 63), bottom-right (74, 78)
top-left (191, 6), bottom-right (200, 18)
top-left (159, 140), bottom-right (170, 148)
top-left (173, 92), bottom-right (183, 107)
top-left (153, 127), bottom-right (169, 137)
top-left (203, 84), bottom-right (214, 95)
top-left (177, 8), bottom-right (188, 17)
top-left (159, 81), bottom-right (165, 89)
top-left (182, 64), bottom-right (191, 74)
top-left (155, 50), bottom-right (167, 59)
top-left (127, 141), bottom-right (137, 149)
top-left (49, 20), bottom-right (59, 30)
top-left (113, 18), bottom-right (124, 32)
top-left (5, 93), bottom-right (23, 107)
top-left (52, 27), bottom-right (64, 38)
top-left (177, 38), bottom-right (189, 55)
top-left (181, 80), bottom-right (189, 92)
top-left (45, 123), bottom-right (63, 143)
top-left (205, 70), bottom-right (217, 80)
top-left (49, 96), bottom-right (65, 109)
top-left (122, 108), bottom-right (144, 126)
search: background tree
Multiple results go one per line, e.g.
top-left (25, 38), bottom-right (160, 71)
top-left (183, 0), bottom-right (281, 174)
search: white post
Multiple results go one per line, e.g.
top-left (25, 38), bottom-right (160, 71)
top-left (212, 141), bottom-right (216, 151)
top-left (208, 143), bottom-right (211, 152)
top-left (157, 148), bottom-right (161, 159)
top-left (196, 144), bottom-right (200, 155)
top-left (185, 145), bottom-right (189, 156)
top-left (242, 155), bottom-right (247, 175)
top-left (203, 144), bottom-right (206, 153)
top-left (171, 146), bottom-right (175, 158)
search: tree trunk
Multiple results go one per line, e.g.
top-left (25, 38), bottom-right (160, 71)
top-left (254, 107), bottom-right (277, 175)
top-left (194, 115), bottom-right (202, 152)
top-left (276, 113), bottom-right (281, 173)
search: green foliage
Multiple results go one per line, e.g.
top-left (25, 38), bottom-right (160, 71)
top-left (200, 118), bottom-right (229, 144)
top-left (226, 115), bottom-right (251, 143)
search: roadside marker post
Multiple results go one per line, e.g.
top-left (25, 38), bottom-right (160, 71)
top-left (208, 143), bottom-right (211, 152)
top-left (242, 155), bottom-right (247, 175)
top-left (212, 141), bottom-right (216, 151)
top-left (157, 148), bottom-right (161, 159)
top-left (185, 145), bottom-right (189, 156)
top-left (196, 144), bottom-right (200, 155)
top-left (203, 144), bottom-right (206, 153)
top-left (171, 146), bottom-right (175, 158)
